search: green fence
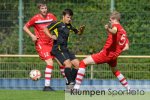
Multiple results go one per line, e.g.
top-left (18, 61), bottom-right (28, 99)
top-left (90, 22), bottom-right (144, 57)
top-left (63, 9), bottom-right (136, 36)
top-left (0, 55), bottom-right (150, 79)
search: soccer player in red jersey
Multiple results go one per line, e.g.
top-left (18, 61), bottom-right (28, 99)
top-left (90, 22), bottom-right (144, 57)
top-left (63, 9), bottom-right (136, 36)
top-left (23, 3), bottom-right (61, 91)
top-left (74, 11), bottom-right (130, 91)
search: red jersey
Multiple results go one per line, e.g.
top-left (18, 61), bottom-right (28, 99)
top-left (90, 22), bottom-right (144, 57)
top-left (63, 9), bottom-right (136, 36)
top-left (25, 13), bottom-right (57, 44)
top-left (103, 23), bottom-right (129, 57)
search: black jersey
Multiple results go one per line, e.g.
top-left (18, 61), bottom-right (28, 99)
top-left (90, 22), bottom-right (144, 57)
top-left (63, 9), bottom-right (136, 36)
top-left (47, 21), bottom-right (78, 45)
top-left (47, 21), bottom-right (78, 64)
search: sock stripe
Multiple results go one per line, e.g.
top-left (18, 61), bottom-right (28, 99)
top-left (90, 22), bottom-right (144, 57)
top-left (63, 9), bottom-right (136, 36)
top-left (77, 73), bottom-right (84, 76)
top-left (76, 78), bottom-right (82, 82)
top-left (122, 82), bottom-right (128, 86)
top-left (45, 65), bottom-right (53, 86)
top-left (120, 78), bottom-right (125, 82)
top-left (122, 80), bottom-right (127, 84)
top-left (46, 65), bottom-right (53, 69)
top-left (45, 77), bottom-right (51, 80)
top-left (74, 65), bottom-right (86, 89)
top-left (114, 70), bottom-right (129, 89)
top-left (60, 66), bottom-right (65, 68)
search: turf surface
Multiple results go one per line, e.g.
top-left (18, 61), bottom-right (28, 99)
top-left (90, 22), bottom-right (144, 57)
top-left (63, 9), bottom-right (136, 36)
top-left (0, 90), bottom-right (150, 100)
top-left (0, 90), bottom-right (64, 100)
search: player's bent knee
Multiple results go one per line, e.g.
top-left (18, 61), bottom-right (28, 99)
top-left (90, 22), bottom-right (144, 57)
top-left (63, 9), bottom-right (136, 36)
top-left (83, 56), bottom-right (95, 65)
top-left (45, 58), bottom-right (53, 66)
top-left (72, 63), bottom-right (79, 69)
top-left (71, 59), bottom-right (80, 69)
top-left (64, 60), bottom-right (72, 67)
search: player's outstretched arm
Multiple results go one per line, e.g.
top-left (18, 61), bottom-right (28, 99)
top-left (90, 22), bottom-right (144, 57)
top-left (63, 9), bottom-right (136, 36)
top-left (77, 25), bottom-right (85, 35)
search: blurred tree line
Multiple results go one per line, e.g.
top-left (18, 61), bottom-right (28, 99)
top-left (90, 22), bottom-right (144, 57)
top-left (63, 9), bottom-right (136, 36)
top-left (0, 0), bottom-right (150, 55)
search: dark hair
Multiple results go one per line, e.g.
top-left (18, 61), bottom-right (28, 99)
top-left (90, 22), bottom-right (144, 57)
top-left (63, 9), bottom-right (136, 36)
top-left (62, 9), bottom-right (73, 16)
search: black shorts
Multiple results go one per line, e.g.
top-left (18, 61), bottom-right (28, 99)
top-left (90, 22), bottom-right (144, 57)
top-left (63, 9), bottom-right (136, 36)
top-left (51, 44), bottom-right (76, 65)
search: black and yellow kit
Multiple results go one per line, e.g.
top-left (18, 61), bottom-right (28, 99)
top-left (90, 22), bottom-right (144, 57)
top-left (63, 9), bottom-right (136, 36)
top-left (47, 21), bottom-right (79, 64)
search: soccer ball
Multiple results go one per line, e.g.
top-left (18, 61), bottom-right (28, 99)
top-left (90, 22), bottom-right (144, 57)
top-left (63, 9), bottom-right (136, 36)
top-left (29, 69), bottom-right (41, 81)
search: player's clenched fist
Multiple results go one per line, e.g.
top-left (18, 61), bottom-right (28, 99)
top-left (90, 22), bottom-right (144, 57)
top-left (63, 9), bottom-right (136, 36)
top-left (31, 35), bottom-right (38, 42)
top-left (105, 24), bottom-right (109, 29)
top-left (78, 25), bottom-right (85, 35)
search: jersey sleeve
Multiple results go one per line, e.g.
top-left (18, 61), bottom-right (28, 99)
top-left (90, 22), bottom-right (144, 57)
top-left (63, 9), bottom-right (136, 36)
top-left (47, 21), bottom-right (60, 31)
top-left (51, 14), bottom-right (57, 21)
top-left (25, 16), bottom-right (36, 28)
top-left (48, 13), bottom-right (57, 21)
top-left (70, 24), bottom-right (79, 34)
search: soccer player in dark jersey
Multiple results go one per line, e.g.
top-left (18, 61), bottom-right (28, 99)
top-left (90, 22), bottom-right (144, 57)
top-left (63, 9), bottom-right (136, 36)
top-left (44, 8), bottom-right (85, 87)
top-left (23, 3), bottom-right (64, 91)
top-left (73, 11), bottom-right (130, 91)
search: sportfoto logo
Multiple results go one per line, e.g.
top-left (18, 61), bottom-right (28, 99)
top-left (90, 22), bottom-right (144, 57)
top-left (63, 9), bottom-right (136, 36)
top-left (70, 89), bottom-right (145, 97)
top-left (65, 85), bottom-right (150, 100)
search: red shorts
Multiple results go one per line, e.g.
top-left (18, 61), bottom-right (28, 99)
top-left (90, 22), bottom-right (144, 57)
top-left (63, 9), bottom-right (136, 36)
top-left (35, 43), bottom-right (54, 60)
top-left (91, 50), bottom-right (118, 67)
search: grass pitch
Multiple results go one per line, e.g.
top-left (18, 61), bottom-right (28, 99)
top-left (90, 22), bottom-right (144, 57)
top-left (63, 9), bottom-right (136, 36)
top-left (1, 90), bottom-right (150, 100)
top-left (0, 90), bottom-right (64, 100)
